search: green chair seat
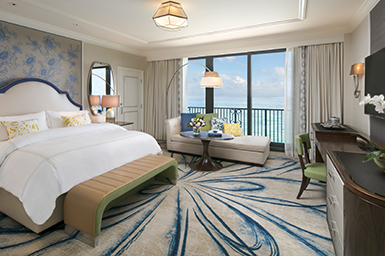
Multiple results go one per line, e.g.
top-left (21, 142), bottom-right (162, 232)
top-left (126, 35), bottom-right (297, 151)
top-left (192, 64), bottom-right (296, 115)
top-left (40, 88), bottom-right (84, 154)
top-left (295, 133), bottom-right (327, 199)
top-left (304, 163), bottom-right (327, 182)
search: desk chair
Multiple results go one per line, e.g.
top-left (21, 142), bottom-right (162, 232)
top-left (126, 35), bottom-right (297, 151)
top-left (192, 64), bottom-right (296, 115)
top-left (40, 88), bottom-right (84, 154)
top-left (296, 133), bottom-right (327, 199)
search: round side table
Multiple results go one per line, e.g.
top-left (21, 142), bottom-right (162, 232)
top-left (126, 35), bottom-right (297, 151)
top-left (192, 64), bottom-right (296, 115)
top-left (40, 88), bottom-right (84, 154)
top-left (180, 131), bottom-right (234, 171)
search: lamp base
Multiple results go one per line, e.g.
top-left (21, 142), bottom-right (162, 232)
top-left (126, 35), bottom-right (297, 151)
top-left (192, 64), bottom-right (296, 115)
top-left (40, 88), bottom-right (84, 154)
top-left (106, 109), bottom-right (115, 123)
top-left (106, 108), bottom-right (115, 118)
top-left (106, 118), bottom-right (116, 123)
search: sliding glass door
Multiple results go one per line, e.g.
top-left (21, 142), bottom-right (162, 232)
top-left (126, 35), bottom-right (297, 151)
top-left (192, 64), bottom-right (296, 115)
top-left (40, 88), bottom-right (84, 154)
top-left (251, 51), bottom-right (286, 144)
top-left (187, 49), bottom-right (286, 150)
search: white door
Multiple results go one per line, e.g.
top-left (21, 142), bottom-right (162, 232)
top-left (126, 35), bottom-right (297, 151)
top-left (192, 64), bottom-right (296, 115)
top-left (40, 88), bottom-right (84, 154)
top-left (117, 67), bottom-right (143, 131)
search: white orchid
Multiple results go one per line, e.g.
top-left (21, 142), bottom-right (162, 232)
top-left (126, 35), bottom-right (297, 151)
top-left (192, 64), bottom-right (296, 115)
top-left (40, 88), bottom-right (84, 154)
top-left (359, 94), bottom-right (385, 114)
top-left (359, 94), bottom-right (371, 106)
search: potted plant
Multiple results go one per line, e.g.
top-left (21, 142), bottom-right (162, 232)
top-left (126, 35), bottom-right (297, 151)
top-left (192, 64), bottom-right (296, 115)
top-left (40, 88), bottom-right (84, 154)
top-left (360, 94), bottom-right (385, 169)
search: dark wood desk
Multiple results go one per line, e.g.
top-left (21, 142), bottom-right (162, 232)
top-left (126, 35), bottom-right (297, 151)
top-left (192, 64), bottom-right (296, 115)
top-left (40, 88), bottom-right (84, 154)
top-left (312, 123), bottom-right (385, 256)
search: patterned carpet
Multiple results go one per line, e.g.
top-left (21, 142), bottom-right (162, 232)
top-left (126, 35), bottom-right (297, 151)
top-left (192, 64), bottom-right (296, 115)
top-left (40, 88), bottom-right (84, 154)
top-left (0, 150), bottom-right (334, 256)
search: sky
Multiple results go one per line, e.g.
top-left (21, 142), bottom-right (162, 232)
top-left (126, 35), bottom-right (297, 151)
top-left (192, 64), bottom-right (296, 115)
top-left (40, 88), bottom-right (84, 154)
top-left (187, 51), bottom-right (286, 109)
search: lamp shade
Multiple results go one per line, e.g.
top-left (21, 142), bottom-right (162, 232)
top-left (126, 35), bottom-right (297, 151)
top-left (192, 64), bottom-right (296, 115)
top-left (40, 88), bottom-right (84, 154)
top-left (101, 95), bottom-right (119, 108)
top-left (350, 63), bottom-right (364, 76)
top-left (153, 1), bottom-right (188, 31)
top-left (200, 72), bottom-right (223, 88)
top-left (89, 95), bottom-right (101, 106)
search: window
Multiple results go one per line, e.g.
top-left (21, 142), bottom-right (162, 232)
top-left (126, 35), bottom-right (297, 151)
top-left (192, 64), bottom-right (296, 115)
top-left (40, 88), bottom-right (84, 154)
top-left (187, 58), bottom-right (206, 110)
top-left (213, 55), bottom-right (247, 109)
top-left (251, 51), bottom-right (286, 143)
top-left (187, 49), bottom-right (285, 149)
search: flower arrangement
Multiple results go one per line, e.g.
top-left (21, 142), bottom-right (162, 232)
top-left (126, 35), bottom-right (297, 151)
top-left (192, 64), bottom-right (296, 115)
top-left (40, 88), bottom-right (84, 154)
top-left (187, 117), bottom-right (206, 128)
top-left (359, 94), bottom-right (385, 113)
top-left (359, 94), bottom-right (385, 164)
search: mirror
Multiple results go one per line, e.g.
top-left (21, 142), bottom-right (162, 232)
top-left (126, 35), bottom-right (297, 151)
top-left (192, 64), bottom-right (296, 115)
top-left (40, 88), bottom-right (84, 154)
top-left (88, 61), bottom-right (115, 115)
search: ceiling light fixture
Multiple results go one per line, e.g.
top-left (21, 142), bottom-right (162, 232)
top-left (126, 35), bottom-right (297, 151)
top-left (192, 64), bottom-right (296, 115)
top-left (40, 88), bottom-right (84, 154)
top-left (152, 1), bottom-right (188, 31)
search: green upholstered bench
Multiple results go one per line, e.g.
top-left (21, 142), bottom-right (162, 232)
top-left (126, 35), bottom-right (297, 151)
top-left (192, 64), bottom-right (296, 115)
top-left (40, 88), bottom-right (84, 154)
top-left (63, 154), bottom-right (178, 247)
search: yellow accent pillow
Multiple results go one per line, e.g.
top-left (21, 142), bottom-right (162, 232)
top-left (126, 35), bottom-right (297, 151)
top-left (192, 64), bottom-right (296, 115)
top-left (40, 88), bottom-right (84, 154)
top-left (61, 114), bottom-right (88, 127)
top-left (223, 123), bottom-right (242, 136)
top-left (0, 119), bottom-right (40, 139)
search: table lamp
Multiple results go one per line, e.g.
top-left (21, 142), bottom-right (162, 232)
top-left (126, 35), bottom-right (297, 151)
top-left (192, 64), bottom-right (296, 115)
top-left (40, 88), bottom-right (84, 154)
top-left (102, 95), bottom-right (119, 122)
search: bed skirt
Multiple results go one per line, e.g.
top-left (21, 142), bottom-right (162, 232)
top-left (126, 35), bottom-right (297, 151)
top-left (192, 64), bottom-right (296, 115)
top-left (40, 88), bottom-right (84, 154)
top-left (0, 188), bottom-right (65, 233)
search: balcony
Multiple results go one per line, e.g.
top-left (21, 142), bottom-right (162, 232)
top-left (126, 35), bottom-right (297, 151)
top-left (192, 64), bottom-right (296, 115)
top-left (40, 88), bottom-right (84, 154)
top-left (188, 107), bottom-right (284, 150)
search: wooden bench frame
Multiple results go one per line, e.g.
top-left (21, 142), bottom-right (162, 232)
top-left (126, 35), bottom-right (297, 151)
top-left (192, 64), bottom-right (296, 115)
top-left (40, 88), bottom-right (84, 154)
top-left (63, 154), bottom-right (178, 247)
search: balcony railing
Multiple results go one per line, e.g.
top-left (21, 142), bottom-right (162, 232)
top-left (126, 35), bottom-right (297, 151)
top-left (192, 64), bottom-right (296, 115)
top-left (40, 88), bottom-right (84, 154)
top-left (188, 107), bottom-right (284, 144)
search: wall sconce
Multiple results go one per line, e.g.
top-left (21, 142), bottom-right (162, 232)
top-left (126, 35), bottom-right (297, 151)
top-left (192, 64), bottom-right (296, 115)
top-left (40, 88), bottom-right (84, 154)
top-left (350, 63), bottom-right (364, 98)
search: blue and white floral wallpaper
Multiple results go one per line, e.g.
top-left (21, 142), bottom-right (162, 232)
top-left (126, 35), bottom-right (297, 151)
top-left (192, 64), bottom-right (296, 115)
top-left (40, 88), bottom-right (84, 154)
top-left (0, 20), bottom-right (82, 104)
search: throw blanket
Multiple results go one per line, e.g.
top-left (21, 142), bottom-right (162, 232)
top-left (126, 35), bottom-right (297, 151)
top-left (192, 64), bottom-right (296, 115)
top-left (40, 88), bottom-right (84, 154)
top-left (0, 123), bottom-right (162, 225)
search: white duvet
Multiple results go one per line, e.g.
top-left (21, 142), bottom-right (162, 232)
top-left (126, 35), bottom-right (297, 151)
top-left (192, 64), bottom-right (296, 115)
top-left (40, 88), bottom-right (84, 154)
top-left (0, 123), bottom-right (162, 225)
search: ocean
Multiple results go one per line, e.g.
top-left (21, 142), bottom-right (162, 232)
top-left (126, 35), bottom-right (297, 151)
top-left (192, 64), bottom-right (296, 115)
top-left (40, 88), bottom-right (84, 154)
top-left (188, 96), bottom-right (284, 109)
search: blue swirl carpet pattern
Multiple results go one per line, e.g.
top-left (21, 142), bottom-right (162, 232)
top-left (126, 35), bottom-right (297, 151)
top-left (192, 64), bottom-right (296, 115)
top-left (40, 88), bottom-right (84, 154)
top-left (0, 151), bottom-right (334, 255)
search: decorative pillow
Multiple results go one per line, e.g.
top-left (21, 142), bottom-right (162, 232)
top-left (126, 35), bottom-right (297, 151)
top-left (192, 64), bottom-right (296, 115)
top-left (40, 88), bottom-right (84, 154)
top-left (0, 111), bottom-right (48, 141)
top-left (223, 123), bottom-right (242, 136)
top-left (46, 110), bottom-right (91, 128)
top-left (196, 113), bottom-right (218, 131)
top-left (0, 119), bottom-right (40, 139)
top-left (61, 113), bottom-right (89, 127)
top-left (211, 117), bottom-right (227, 131)
top-left (180, 113), bottom-right (199, 132)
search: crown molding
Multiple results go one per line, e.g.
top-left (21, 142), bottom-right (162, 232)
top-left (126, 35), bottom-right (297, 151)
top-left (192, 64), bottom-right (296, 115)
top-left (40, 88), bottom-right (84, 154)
top-left (145, 28), bottom-right (344, 61)
top-left (349, 0), bottom-right (380, 32)
top-left (148, 18), bottom-right (302, 45)
top-left (299, 0), bottom-right (308, 20)
top-left (149, 0), bottom-right (308, 45)
top-left (21, 0), bottom-right (308, 47)
top-left (0, 10), bottom-right (145, 57)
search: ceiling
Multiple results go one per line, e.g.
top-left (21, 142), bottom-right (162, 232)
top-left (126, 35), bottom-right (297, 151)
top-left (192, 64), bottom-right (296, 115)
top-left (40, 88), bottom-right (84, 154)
top-left (0, 0), bottom-right (379, 59)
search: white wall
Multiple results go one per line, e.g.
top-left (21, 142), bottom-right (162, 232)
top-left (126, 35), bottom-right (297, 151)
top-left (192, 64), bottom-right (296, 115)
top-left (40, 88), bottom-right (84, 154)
top-left (343, 16), bottom-right (371, 134)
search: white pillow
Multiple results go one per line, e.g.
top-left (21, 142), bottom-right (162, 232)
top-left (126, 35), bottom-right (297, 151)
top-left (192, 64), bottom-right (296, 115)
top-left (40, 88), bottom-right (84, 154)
top-left (46, 110), bottom-right (91, 128)
top-left (0, 111), bottom-right (48, 141)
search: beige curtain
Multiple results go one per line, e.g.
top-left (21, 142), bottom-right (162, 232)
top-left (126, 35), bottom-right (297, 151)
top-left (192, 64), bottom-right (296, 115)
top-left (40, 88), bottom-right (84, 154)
top-left (144, 59), bottom-right (182, 140)
top-left (303, 43), bottom-right (344, 157)
top-left (304, 43), bottom-right (344, 130)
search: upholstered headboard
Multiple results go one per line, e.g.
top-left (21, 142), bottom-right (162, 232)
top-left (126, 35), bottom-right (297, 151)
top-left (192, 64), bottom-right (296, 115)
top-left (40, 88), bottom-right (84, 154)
top-left (0, 78), bottom-right (82, 116)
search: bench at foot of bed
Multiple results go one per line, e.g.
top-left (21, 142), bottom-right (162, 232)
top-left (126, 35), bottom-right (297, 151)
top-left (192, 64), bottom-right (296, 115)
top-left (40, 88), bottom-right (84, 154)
top-left (63, 154), bottom-right (178, 247)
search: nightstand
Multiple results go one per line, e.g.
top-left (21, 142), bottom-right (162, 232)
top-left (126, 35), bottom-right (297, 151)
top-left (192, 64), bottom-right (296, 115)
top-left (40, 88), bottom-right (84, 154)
top-left (114, 121), bottom-right (134, 130)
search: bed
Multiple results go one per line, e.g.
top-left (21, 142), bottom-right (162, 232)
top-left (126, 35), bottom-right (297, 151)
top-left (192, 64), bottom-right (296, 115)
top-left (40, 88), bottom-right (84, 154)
top-left (0, 78), bottom-right (162, 233)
